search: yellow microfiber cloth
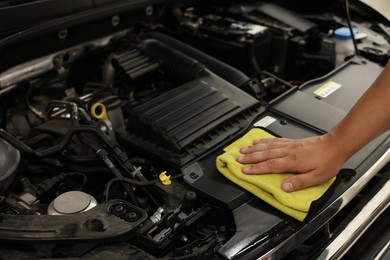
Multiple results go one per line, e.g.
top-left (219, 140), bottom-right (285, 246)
top-left (216, 128), bottom-right (336, 222)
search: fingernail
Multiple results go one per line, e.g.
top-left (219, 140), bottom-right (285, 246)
top-left (236, 156), bottom-right (244, 161)
top-left (240, 147), bottom-right (248, 153)
top-left (282, 182), bottom-right (293, 192)
top-left (243, 166), bottom-right (251, 173)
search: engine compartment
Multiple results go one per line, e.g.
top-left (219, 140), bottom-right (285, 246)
top-left (0, 0), bottom-right (389, 259)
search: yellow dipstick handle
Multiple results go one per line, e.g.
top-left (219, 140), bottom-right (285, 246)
top-left (159, 171), bottom-right (171, 185)
top-left (91, 102), bottom-right (107, 119)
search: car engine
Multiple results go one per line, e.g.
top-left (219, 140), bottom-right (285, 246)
top-left (0, 0), bottom-right (389, 259)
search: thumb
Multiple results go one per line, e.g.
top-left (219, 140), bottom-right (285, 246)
top-left (281, 172), bottom-right (321, 192)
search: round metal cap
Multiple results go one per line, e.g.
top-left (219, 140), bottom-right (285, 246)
top-left (47, 191), bottom-right (97, 215)
top-left (0, 139), bottom-right (20, 194)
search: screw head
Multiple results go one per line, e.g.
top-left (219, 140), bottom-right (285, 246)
top-left (189, 172), bottom-right (199, 179)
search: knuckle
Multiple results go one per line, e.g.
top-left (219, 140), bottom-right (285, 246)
top-left (265, 158), bottom-right (278, 169)
top-left (265, 149), bottom-right (274, 158)
top-left (292, 176), bottom-right (305, 189)
top-left (266, 142), bottom-right (273, 150)
top-left (289, 153), bottom-right (298, 172)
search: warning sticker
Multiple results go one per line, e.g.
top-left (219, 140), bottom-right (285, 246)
top-left (254, 116), bottom-right (276, 128)
top-left (314, 81), bottom-right (342, 98)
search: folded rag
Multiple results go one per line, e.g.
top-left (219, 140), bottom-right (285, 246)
top-left (216, 128), bottom-right (336, 221)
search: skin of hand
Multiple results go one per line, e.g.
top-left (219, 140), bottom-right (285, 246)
top-left (236, 134), bottom-right (348, 192)
top-left (237, 62), bottom-right (390, 192)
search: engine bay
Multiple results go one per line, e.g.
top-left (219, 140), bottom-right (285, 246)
top-left (0, 0), bottom-right (389, 259)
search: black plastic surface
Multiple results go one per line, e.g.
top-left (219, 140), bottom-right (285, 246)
top-left (182, 112), bottom-right (320, 210)
top-left (127, 80), bottom-right (241, 151)
top-left (256, 3), bottom-right (317, 34)
top-left (0, 200), bottom-right (147, 243)
top-left (111, 48), bottom-right (160, 81)
top-left (217, 198), bottom-right (293, 259)
top-left (271, 58), bottom-right (384, 132)
top-left (184, 108), bottom-right (389, 259)
top-left (299, 58), bottom-right (384, 111)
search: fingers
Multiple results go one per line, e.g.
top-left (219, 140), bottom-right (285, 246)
top-left (281, 170), bottom-right (334, 192)
top-left (253, 137), bottom-right (290, 145)
top-left (239, 138), bottom-right (294, 163)
top-left (233, 135), bottom-right (341, 192)
top-left (236, 137), bottom-right (299, 174)
top-left (237, 148), bottom-right (288, 164)
top-left (282, 174), bottom-right (308, 192)
top-left (240, 141), bottom-right (288, 154)
top-left (241, 157), bottom-right (297, 175)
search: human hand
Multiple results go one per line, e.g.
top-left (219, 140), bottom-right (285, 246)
top-left (236, 134), bottom-right (346, 192)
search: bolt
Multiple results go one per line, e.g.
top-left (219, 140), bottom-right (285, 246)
top-left (58, 29), bottom-right (68, 40)
top-left (111, 204), bottom-right (127, 216)
top-left (111, 15), bottom-right (120, 26)
top-left (124, 212), bottom-right (138, 222)
top-left (189, 172), bottom-right (199, 179)
top-left (219, 226), bottom-right (227, 232)
top-left (145, 5), bottom-right (154, 16)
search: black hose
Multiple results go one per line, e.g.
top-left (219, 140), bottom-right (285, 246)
top-left (0, 129), bottom-right (35, 155)
top-left (22, 133), bottom-right (56, 146)
top-left (36, 125), bottom-right (116, 157)
top-left (63, 154), bottom-right (99, 164)
top-left (61, 161), bottom-right (111, 174)
top-left (0, 125), bottom-right (115, 158)
top-left (79, 132), bottom-right (101, 152)
top-left (140, 38), bottom-right (206, 84)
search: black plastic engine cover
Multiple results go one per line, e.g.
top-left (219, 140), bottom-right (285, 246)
top-left (127, 80), bottom-right (240, 151)
top-left (118, 38), bottom-right (260, 167)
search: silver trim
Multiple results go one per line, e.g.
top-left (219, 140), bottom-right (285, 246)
top-left (374, 240), bottom-right (390, 260)
top-left (339, 148), bottom-right (390, 208)
top-left (320, 179), bottom-right (390, 259)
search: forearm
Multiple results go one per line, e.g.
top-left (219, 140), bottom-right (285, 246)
top-left (326, 62), bottom-right (390, 161)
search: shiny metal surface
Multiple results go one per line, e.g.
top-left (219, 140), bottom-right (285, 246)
top-left (47, 191), bottom-right (98, 215)
top-left (0, 138), bottom-right (20, 193)
top-left (374, 240), bottom-right (390, 260)
top-left (260, 147), bottom-right (390, 259)
top-left (320, 179), bottom-right (390, 259)
top-left (0, 30), bottom-right (128, 88)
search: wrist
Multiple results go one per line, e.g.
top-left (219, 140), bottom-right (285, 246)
top-left (321, 130), bottom-right (353, 165)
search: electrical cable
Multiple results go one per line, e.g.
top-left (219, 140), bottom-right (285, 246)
top-left (104, 174), bottom-right (183, 202)
top-left (59, 160), bottom-right (111, 174)
top-left (1, 117), bottom-right (157, 207)
top-left (344, 0), bottom-right (360, 56)
top-left (247, 40), bottom-right (261, 74)
top-left (96, 147), bottom-right (141, 207)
